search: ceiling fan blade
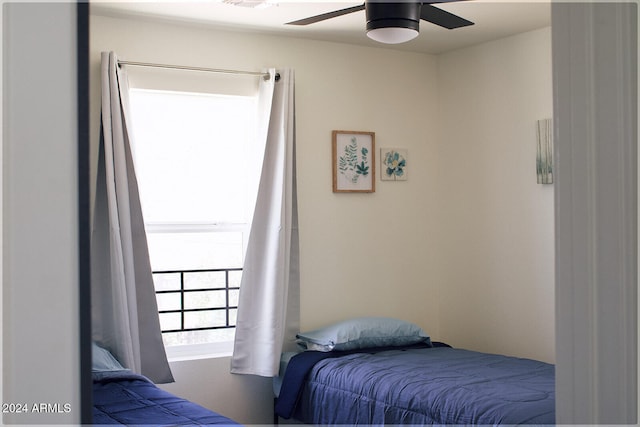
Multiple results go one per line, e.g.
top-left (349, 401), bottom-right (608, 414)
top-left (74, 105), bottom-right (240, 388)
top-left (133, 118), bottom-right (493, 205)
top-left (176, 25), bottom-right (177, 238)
top-left (287, 4), bottom-right (365, 26)
top-left (420, 3), bottom-right (473, 29)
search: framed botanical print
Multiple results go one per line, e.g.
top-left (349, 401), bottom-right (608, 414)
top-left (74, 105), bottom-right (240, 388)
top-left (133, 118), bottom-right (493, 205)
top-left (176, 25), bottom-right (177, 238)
top-left (332, 130), bottom-right (375, 193)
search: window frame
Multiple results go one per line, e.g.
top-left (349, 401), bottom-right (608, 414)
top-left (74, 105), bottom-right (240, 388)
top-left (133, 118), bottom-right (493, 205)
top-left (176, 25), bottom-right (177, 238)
top-left (128, 87), bottom-right (260, 359)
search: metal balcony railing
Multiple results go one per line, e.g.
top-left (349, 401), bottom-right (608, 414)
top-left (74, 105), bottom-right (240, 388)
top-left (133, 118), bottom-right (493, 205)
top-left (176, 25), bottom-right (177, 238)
top-left (153, 268), bottom-right (241, 334)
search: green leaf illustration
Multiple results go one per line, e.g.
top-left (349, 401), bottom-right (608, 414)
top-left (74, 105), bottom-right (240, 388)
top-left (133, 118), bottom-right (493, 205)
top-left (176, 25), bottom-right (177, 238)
top-left (356, 161), bottom-right (369, 176)
top-left (338, 137), bottom-right (370, 184)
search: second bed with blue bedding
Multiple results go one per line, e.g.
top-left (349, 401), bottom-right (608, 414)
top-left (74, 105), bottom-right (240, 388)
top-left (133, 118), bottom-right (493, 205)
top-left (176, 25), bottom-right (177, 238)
top-left (92, 342), bottom-right (239, 426)
top-left (275, 318), bottom-right (555, 425)
top-left (93, 371), bottom-right (239, 426)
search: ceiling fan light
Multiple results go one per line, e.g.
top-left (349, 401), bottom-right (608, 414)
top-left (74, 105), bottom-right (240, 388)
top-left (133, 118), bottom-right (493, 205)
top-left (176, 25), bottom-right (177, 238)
top-left (365, 2), bottom-right (421, 44)
top-left (367, 27), bottom-right (418, 44)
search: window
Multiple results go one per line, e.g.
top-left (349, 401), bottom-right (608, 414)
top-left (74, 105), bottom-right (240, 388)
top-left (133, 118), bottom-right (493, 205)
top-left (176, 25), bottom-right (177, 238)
top-left (128, 88), bottom-right (260, 357)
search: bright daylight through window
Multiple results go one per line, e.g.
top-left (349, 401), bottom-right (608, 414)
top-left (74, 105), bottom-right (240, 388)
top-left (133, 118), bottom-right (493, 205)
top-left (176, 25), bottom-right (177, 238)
top-left (128, 88), bottom-right (259, 356)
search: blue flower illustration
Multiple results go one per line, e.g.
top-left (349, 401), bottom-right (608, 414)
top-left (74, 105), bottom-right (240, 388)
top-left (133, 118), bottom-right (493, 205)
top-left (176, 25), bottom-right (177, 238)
top-left (384, 150), bottom-right (406, 180)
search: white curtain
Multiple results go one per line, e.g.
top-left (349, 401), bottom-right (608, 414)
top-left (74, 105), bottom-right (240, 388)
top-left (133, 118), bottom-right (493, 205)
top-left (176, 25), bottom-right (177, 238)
top-left (231, 69), bottom-right (300, 377)
top-left (92, 51), bottom-right (174, 384)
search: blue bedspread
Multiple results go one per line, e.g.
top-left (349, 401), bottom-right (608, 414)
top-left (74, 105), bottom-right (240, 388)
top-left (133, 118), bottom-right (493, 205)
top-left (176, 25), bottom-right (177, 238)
top-left (281, 347), bottom-right (555, 425)
top-left (93, 371), bottom-right (239, 426)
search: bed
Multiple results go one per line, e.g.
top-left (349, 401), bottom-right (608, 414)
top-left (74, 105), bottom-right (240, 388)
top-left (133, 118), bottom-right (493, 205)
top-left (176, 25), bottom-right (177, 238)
top-left (92, 343), bottom-right (239, 426)
top-left (274, 317), bottom-right (555, 425)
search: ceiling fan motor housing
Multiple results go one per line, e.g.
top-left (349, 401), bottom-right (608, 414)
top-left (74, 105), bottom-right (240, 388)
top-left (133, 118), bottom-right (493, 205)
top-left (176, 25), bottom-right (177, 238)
top-left (365, 2), bottom-right (421, 32)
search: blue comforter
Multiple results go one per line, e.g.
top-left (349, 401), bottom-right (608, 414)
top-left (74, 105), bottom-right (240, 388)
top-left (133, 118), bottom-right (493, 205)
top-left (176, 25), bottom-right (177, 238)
top-left (281, 346), bottom-right (555, 425)
top-left (93, 371), bottom-right (239, 426)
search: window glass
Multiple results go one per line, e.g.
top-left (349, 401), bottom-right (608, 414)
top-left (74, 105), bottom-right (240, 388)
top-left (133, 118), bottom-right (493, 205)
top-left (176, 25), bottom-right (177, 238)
top-left (146, 231), bottom-right (244, 271)
top-left (129, 89), bottom-right (256, 224)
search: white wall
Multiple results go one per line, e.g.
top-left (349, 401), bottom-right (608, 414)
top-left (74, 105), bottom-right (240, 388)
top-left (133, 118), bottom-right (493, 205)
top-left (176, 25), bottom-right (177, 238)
top-left (90, 13), bottom-right (441, 424)
top-left (2, 3), bottom-right (81, 425)
top-left (90, 12), bottom-right (554, 423)
top-left (435, 28), bottom-right (555, 363)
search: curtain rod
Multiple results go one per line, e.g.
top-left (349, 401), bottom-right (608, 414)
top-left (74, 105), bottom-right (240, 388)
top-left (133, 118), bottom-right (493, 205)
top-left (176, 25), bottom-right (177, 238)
top-left (117, 60), bottom-right (278, 81)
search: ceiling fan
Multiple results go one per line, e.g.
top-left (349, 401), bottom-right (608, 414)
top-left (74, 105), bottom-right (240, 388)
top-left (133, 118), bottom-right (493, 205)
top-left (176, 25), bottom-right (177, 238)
top-left (286, 1), bottom-right (474, 44)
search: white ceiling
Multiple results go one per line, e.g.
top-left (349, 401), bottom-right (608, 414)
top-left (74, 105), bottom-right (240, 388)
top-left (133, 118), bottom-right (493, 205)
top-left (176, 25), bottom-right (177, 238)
top-left (91, 0), bottom-right (551, 55)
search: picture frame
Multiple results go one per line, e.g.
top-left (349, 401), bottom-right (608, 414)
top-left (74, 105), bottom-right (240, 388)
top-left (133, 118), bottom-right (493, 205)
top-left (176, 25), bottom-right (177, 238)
top-left (380, 148), bottom-right (408, 181)
top-left (536, 118), bottom-right (553, 184)
top-left (332, 130), bottom-right (375, 193)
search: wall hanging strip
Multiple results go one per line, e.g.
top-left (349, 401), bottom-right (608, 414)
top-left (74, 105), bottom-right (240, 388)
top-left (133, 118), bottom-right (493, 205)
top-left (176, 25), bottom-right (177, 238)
top-left (117, 60), bottom-right (274, 80)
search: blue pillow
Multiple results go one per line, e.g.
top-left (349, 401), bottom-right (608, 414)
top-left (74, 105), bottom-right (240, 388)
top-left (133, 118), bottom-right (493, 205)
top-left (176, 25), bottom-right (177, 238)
top-left (296, 317), bottom-right (430, 352)
top-left (92, 342), bottom-right (126, 372)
